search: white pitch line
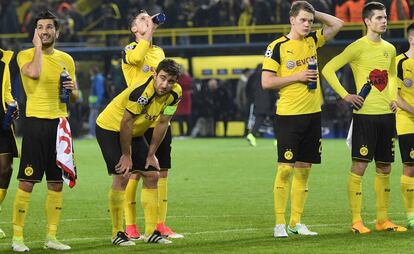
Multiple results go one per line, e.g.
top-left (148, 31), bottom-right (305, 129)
top-left (0, 220), bottom-right (410, 247)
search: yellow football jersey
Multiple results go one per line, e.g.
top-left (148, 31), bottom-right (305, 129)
top-left (322, 36), bottom-right (397, 115)
top-left (121, 40), bottom-right (165, 87)
top-left (97, 76), bottom-right (182, 137)
top-left (396, 53), bottom-right (414, 135)
top-left (1, 49), bottom-right (14, 112)
top-left (17, 48), bottom-right (76, 119)
top-left (262, 29), bottom-right (326, 115)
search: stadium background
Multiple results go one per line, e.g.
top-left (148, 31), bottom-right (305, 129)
top-left (1, 0), bottom-right (413, 139)
top-left (1, 0), bottom-right (414, 253)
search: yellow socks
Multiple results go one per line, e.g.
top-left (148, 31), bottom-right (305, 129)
top-left (289, 167), bottom-right (311, 227)
top-left (141, 188), bottom-right (158, 235)
top-left (124, 179), bottom-right (139, 226)
top-left (375, 172), bottom-right (390, 223)
top-left (0, 188), bottom-right (6, 205)
top-left (401, 175), bottom-right (414, 219)
top-left (274, 164), bottom-right (293, 225)
top-left (12, 188), bottom-right (31, 238)
top-left (348, 172), bottom-right (362, 224)
top-left (157, 177), bottom-right (168, 224)
top-left (45, 190), bottom-right (63, 238)
top-left (108, 189), bottom-right (125, 237)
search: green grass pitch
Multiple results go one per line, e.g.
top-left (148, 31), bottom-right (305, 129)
top-left (0, 138), bottom-right (412, 253)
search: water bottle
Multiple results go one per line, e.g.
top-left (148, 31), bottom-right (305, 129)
top-left (60, 68), bottom-right (70, 103)
top-left (353, 81), bottom-right (372, 110)
top-left (2, 101), bottom-right (17, 130)
top-left (152, 13), bottom-right (166, 25)
top-left (307, 58), bottom-right (317, 90)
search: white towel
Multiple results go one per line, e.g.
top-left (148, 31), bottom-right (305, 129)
top-left (346, 119), bottom-right (353, 150)
top-left (56, 117), bottom-right (77, 188)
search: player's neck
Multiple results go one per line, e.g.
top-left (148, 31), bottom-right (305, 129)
top-left (365, 30), bottom-right (382, 42)
top-left (286, 30), bottom-right (305, 40)
top-left (405, 48), bottom-right (414, 59)
top-left (136, 35), bottom-right (153, 45)
top-left (42, 45), bottom-right (55, 55)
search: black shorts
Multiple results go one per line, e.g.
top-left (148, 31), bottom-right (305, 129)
top-left (0, 126), bottom-right (18, 157)
top-left (275, 112), bottom-right (321, 164)
top-left (398, 133), bottom-right (414, 164)
top-left (18, 117), bottom-right (62, 182)
top-left (96, 125), bottom-right (157, 175)
top-left (351, 114), bottom-right (396, 163)
top-left (144, 126), bottom-right (171, 170)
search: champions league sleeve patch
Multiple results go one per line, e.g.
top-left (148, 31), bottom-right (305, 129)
top-left (124, 45), bottom-right (136, 52)
top-left (137, 96), bottom-right (149, 106)
top-left (265, 49), bottom-right (273, 58)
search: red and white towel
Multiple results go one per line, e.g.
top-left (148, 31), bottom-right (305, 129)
top-left (56, 117), bottom-right (77, 188)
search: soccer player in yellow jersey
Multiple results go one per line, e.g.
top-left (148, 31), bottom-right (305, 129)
top-left (96, 59), bottom-right (182, 245)
top-left (262, 1), bottom-right (343, 238)
top-left (322, 2), bottom-right (407, 234)
top-left (0, 48), bottom-right (19, 239)
top-left (122, 10), bottom-right (183, 239)
top-left (395, 23), bottom-right (414, 230)
top-left (12, 11), bottom-right (79, 252)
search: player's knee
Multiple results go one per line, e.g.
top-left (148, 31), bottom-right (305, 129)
top-left (142, 172), bottom-right (159, 188)
top-left (0, 166), bottom-right (13, 189)
top-left (19, 181), bottom-right (35, 193)
top-left (403, 163), bottom-right (414, 177)
top-left (375, 162), bottom-right (391, 174)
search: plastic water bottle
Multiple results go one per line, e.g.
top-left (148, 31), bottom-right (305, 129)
top-left (152, 13), bottom-right (166, 25)
top-left (2, 101), bottom-right (17, 130)
top-left (60, 68), bottom-right (70, 103)
top-left (307, 58), bottom-right (317, 90)
top-left (353, 81), bottom-right (372, 110)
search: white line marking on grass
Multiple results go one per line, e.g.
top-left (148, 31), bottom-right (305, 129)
top-left (0, 219), bottom-right (409, 247)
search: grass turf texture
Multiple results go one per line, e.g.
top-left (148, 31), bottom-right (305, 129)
top-left (0, 138), bottom-right (412, 253)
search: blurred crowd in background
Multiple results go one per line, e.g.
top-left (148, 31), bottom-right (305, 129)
top-left (1, 0), bottom-right (412, 139)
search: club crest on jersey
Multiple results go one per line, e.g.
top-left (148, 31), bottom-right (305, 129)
top-left (137, 96), bottom-right (149, 106)
top-left (410, 149), bottom-right (414, 159)
top-left (286, 60), bottom-right (295, 70)
top-left (404, 78), bottom-right (413, 88)
top-left (383, 51), bottom-right (389, 58)
top-left (24, 166), bottom-right (33, 176)
top-left (284, 149), bottom-right (293, 160)
top-left (265, 49), bottom-right (273, 58)
top-left (142, 65), bottom-right (150, 73)
top-left (359, 145), bottom-right (368, 156)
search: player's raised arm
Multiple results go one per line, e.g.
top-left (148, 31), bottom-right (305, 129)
top-left (315, 11), bottom-right (344, 41)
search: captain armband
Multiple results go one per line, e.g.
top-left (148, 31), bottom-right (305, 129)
top-left (163, 105), bottom-right (177, 116)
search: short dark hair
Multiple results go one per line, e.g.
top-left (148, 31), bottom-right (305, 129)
top-left (35, 10), bottom-right (59, 30)
top-left (362, 2), bottom-right (386, 22)
top-left (129, 9), bottom-right (148, 31)
top-left (156, 59), bottom-right (182, 78)
top-left (407, 23), bottom-right (414, 36)
top-left (289, 1), bottom-right (315, 17)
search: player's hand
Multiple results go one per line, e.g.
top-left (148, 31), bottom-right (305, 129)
top-left (145, 154), bottom-right (160, 171)
top-left (62, 77), bottom-right (76, 91)
top-left (296, 69), bottom-right (318, 83)
top-left (390, 101), bottom-right (398, 113)
top-left (32, 29), bottom-right (42, 48)
top-left (115, 154), bottom-right (133, 176)
top-left (11, 100), bottom-right (19, 120)
top-left (344, 94), bottom-right (364, 109)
